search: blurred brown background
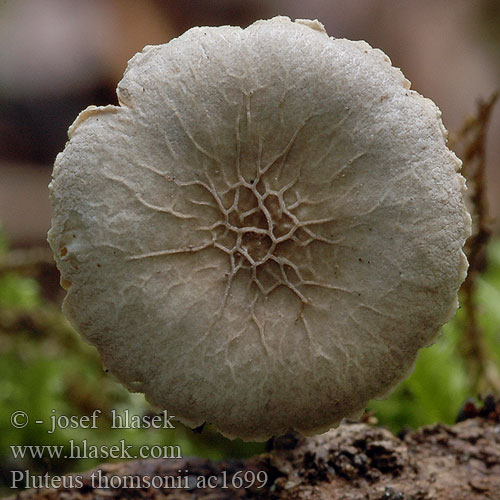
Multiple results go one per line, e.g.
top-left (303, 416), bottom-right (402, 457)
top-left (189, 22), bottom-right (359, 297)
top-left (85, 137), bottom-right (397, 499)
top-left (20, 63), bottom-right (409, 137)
top-left (1, 0), bottom-right (499, 248)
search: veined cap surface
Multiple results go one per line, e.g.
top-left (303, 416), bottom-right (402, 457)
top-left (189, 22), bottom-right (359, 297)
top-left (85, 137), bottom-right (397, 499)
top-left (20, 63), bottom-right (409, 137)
top-left (48, 16), bottom-right (470, 440)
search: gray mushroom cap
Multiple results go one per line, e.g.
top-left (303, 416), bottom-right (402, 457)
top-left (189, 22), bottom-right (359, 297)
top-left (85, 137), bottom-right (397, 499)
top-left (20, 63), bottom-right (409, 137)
top-left (48, 16), bottom-right (470, 440)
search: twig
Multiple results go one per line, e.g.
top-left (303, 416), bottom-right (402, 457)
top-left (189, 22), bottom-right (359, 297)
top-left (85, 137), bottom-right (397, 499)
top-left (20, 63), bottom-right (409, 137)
top-left (453, 90), bottom-right (500, 394)
top-left (0, 246), bottom-right (54, 274)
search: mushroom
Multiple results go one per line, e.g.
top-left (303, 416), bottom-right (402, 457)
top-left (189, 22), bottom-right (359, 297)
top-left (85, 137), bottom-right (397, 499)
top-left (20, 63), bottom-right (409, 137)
top-left (48, 16), bottom-right (470, 441)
